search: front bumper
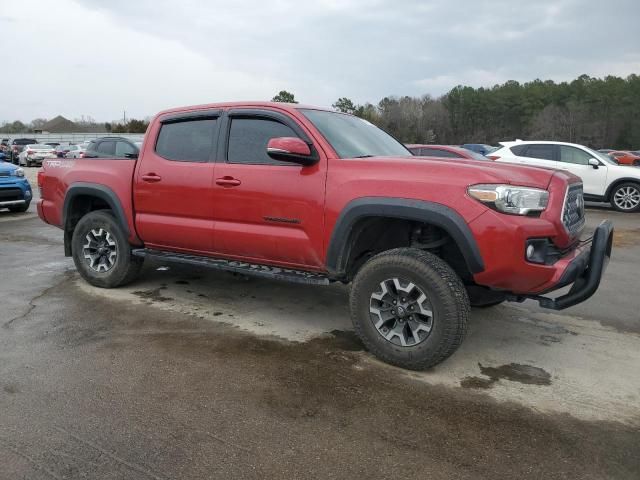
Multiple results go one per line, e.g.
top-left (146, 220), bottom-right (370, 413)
top-left (0, 178), bottom-right (32, 207)
top-left (507, 220), bottom-right (613, 310)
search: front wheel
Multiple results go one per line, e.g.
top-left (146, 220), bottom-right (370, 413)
top-left (72, 210), bottom-right (143, 288)
top-left (610, 182), bottom-right (640, 213)
top-left (350, 248), bottom-right (469, 370)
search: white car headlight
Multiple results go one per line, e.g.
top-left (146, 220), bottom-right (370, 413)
top-left (13, 167), bottom-right (25, 178)
top-left (468, 184), bottom-right (549, 215)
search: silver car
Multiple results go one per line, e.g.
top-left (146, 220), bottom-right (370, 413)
top-left (18, 144), bottom-right (57, 167)
top-left (65, 142), bottom-right (91, 158)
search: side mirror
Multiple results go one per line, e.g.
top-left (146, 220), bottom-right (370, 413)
top-left (124, 152), bottom-right (139, 159)
top-left (588, 158), bottom-right (600, 169)
top-left (266, 137), bottom-right (316, 166)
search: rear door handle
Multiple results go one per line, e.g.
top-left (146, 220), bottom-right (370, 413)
top-left (216, 176), bottom-right (241, 187)
top-left (141, 173), bottom-right (162, 182)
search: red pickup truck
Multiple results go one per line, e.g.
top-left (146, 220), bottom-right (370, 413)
top-left (37, 102), bottom-right (613, 370)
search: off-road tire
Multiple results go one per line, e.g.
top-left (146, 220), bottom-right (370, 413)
top-left (8, 202), bottom-right (30, 213)
top-left (610, 182), bottom-right (640, 213)
top-left (350, 248), bottom-right (469, 370)
top-left (72, 210), bottom-right (143, 288)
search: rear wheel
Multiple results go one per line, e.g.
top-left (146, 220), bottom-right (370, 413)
top-left (350, 248), bottom-right (469, 370)
top-left (72, 210), bottom-right (143, 288)
top-left (610, 182), bottom-right (640, 213)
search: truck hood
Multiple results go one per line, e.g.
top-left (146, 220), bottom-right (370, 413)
top-left (370, 156), bottom-right (558, 189)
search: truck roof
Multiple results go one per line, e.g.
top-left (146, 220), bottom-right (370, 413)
top-left (155, 101), bottom-right (335, 117)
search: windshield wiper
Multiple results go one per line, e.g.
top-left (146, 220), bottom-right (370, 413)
top-left (354, 154), bottom-right (374, 158)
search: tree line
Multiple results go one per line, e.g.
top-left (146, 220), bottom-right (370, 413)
top-left (2, 75), bottom-right (637, 149)
top-left (0, 118), bottom-right (149, 134)
top-left (274, 74), bottom-right (640, 149)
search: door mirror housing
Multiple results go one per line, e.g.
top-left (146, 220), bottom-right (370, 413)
top-left (266, 137), bottom-right (316, 166)
top-left (588, 158), bottom-right (600, 169)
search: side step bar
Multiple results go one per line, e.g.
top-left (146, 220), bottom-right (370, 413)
top-left (131, 248), bottom-right (331, 286)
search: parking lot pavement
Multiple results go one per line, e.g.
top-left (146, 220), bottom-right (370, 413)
top-left (1, 204), bottom-right (639, 479)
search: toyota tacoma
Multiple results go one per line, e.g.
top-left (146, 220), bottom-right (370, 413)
top-left (37, 102), bottom-right (613, 370)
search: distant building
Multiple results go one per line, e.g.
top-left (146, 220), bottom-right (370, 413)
top-left (40, 116), bottom-right (80, 133)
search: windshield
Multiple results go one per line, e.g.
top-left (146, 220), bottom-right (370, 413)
top-left (300, 109), bottom-right (410, 158)
top-left (30, 144), bottom-right (53, 150)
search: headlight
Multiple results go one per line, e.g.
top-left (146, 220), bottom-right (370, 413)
top-left (13, 167), bottom-right (24, 178)
top-left (468, 184), bottom-right (549, 215)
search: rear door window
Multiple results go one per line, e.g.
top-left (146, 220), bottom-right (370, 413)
top-left (522, 144), bottom-right (556, 161)
top-left (96, 141), bottom-right (116, 156)
top-left (155, 118), bottom-right (218, 162)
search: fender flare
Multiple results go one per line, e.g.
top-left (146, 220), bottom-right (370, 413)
top-left (62, 182), bottom-right (130, 237)
top-left (326, 197), bottom-right (484, 276)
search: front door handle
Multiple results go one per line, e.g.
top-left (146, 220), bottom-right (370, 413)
top-left (216, 176), bottom-right (241, 187)
top-left (141, 173), bottom-right (162, 183)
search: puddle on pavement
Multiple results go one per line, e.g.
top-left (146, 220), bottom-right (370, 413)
top-left (461, 363), bottom-right (552, 389)
top-left (613, 228), bottom-right (640, 247)
top-left (132, 286), bottom-right (174, 303)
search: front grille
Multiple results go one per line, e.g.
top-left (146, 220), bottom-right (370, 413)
top-left (0, 188), bottom-right (23, 202)
top-left (562, 183), bottom-right (585, 237)
top-left (0, 171), bottom-right (9, 177)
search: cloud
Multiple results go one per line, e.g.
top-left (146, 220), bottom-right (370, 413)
top-left (1, 0), bottom-right (638, 122)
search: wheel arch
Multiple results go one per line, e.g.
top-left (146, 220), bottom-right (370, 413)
top-left (605, 177), bottom-right (640, 201)
top-left (326, 198), bottom-right (484, 279)
top-left (62, 183), bottom-right (130, 256)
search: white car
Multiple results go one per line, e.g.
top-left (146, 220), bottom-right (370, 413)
top-left (17, 144), bottom-right (57, 167)
top-left (65, 142), bottom-right (90, 158)
top-left (491, 140), bottom-right (640, 213)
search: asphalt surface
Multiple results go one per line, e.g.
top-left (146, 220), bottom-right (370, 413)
top-left (1, 176), bottom-right (639, 479)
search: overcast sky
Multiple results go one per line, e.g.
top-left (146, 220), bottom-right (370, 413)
top-left (1, 0), bottom-right (639, 123)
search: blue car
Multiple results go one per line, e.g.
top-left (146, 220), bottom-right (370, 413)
top-left (0, 152), bottom-right (33, 213)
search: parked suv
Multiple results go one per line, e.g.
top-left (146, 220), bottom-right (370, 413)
top-left (0, 153), bottom-right (32, 212)
top-left (37, 102), bottom-right (612, 370)
top-left (84, 137), bottom-right (142, 159)
top-left (491, 140), bottom-right (640, 212)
